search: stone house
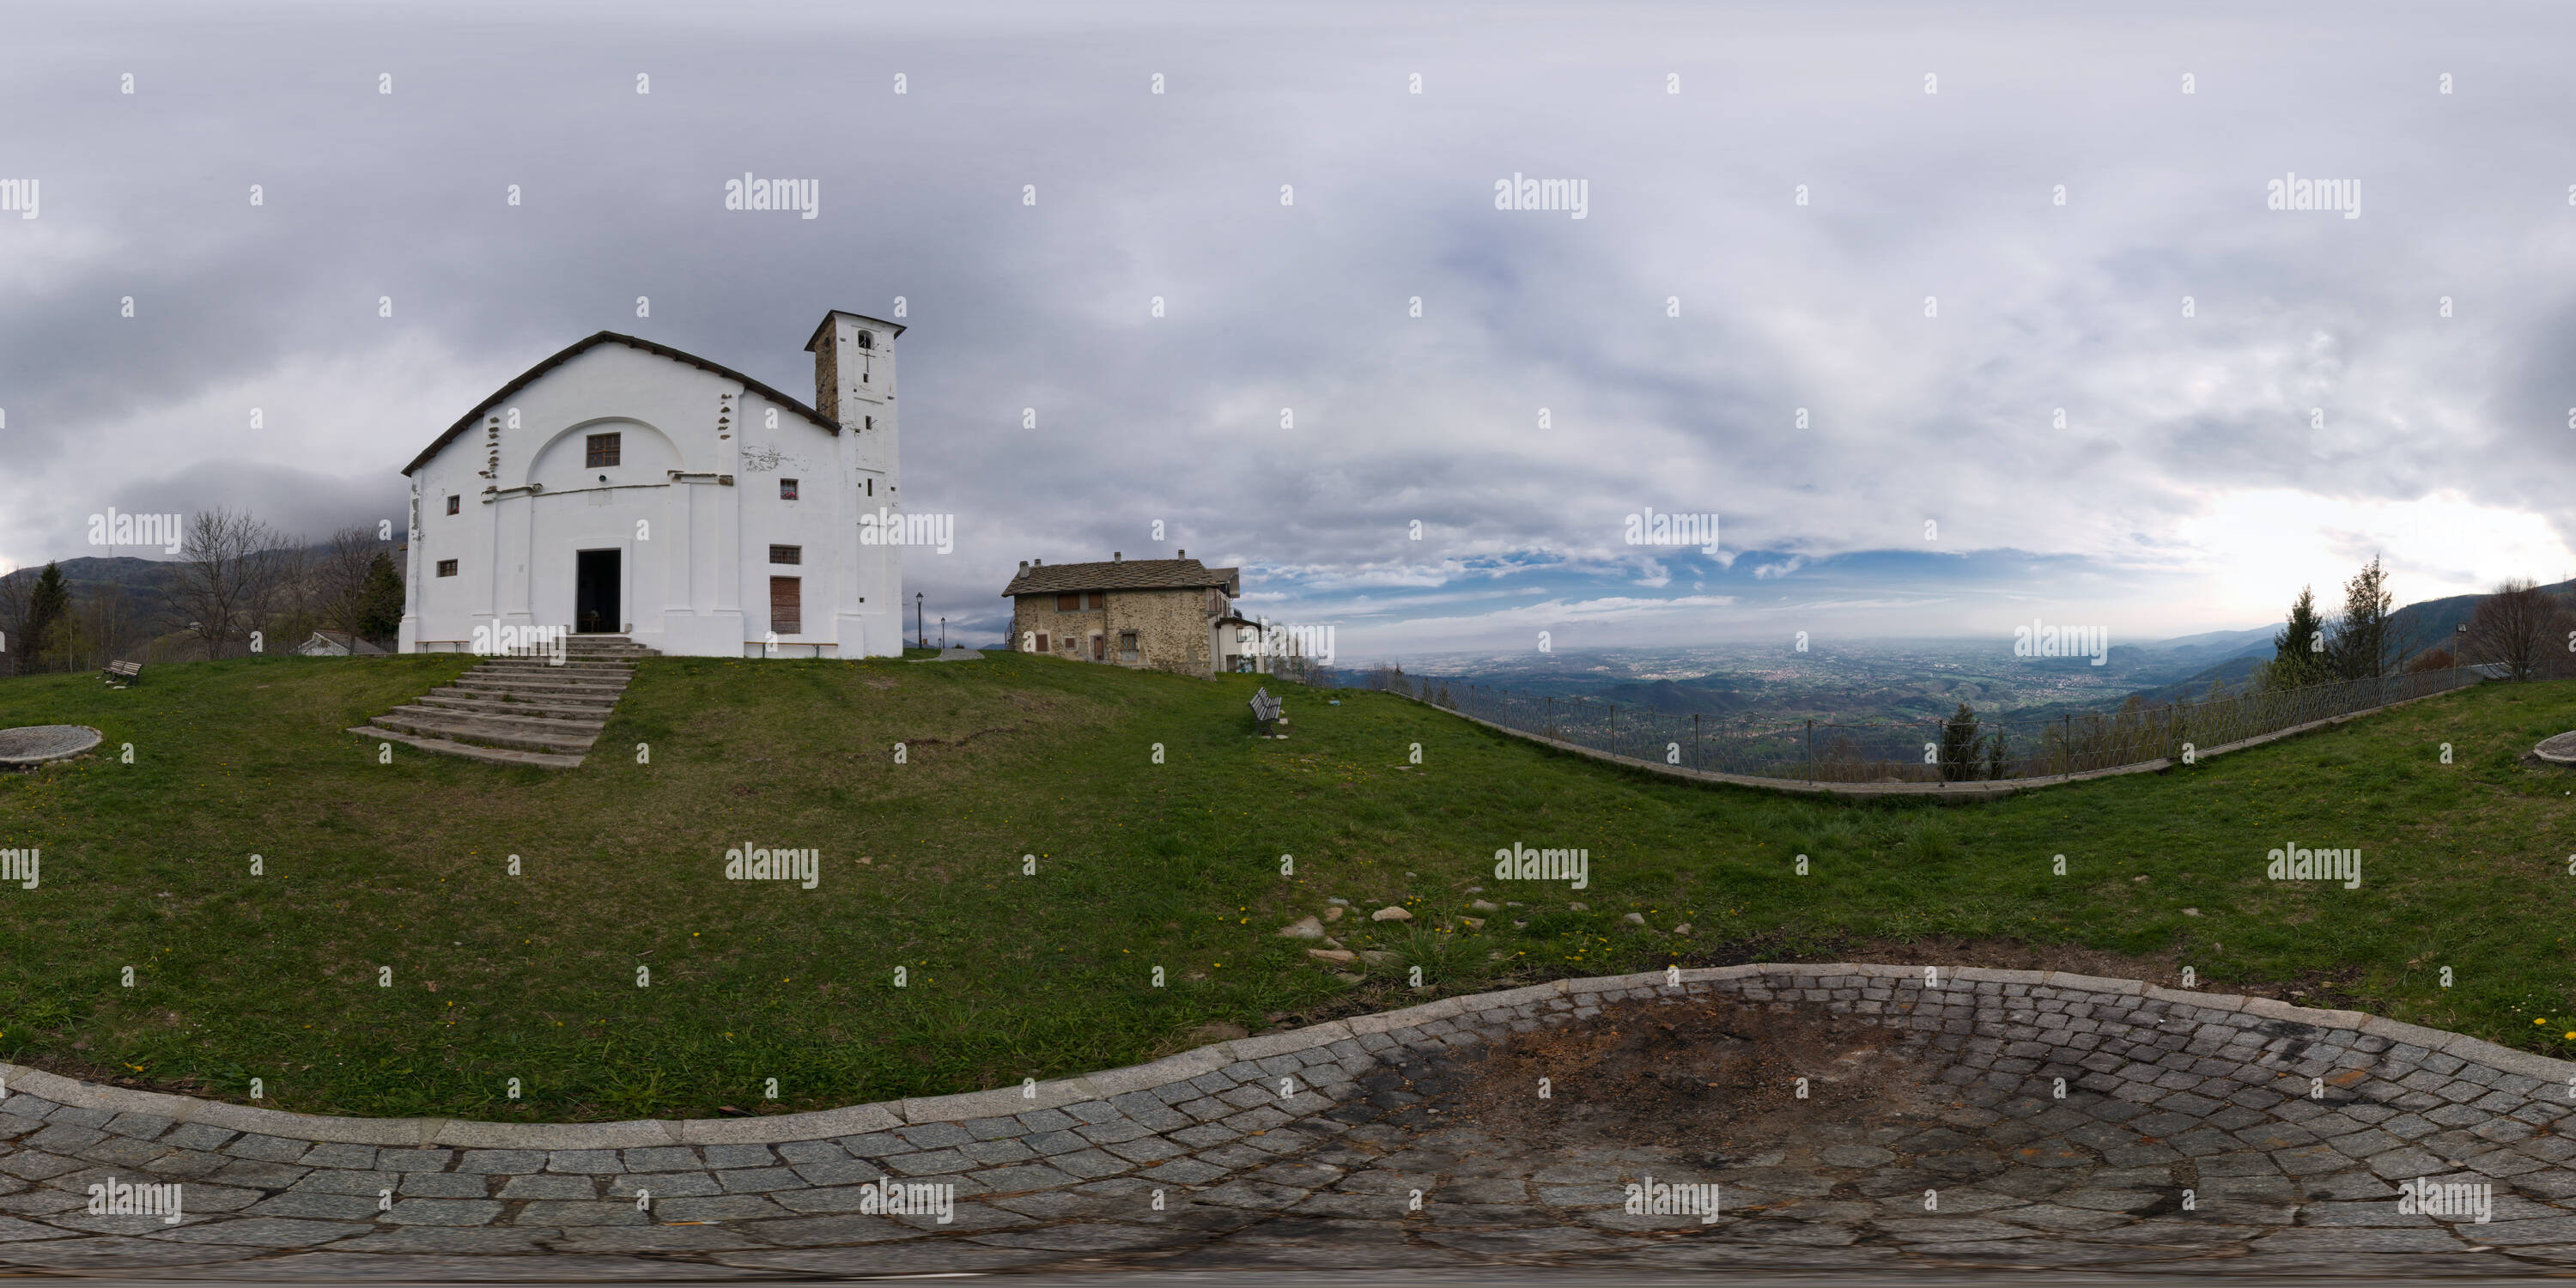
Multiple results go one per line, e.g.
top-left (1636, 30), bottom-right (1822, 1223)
top-left (1002, 553), bottom-right (1242, 677)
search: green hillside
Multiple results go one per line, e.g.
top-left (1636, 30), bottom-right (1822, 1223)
top-left (1, 651), bottom-right (2573, 1121)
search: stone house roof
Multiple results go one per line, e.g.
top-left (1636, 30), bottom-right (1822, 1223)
top-left (1003, 557), bottom-right (1240, 598)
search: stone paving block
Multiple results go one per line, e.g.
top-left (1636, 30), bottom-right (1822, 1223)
top-left (397, 1172), bottom-right (492, 1198)
top-left (380, 1198), bottom-right (501, 1226)
top-left (717, 1166), bottom-right (807, 1193)
top-left (207, 1158), bottom-right (310, 1188)
top-left (968, 1163), bottom-right (1080, 1193)
top-left (1016, 1109), bottom-right (1078, 1133)
top-left (453, 1149), bottom-right (547, 1174)
top-left (547, 1149), bottom-right (623, 1173)
top-left (884, 1149), bottom-right (974, 1176)
top-left (1052, 1149), bottom-right (1133, 1179)
top-left (609, 1171), bottom-right (721, 1199)
top-left (894, 1123), bottom-right (974, 1151)
top-left (963, 1116), bottom-right (1025, 1140)
top-left (513, 1200), bottom-right (646, 1227)
top-left (245, 1192), bottom-right (382, 1221)
top-left (1023, 1130), bottom-right (1089, 1156)
top-left (701, 1143), bottom-right (779, 1170)
top-left (653, 1194), bottom-right (795, 1222)
top-left (101, 1113), bottom-right (173, 1140)
top-left (1170, 1123), bottom-right (1236, 1149)
top-left (1065, 1101), bottom-right (1126, 1126)
top-left (790, 1157), bottom-right (886, 1188)
top-left (498, 1173), bottom-right (598, 1200)
top-left (1076, 1119), bottom-right (1154, 1145)
top-left (27, 1125), bottom-right (106, 1153)
top-left (290, 1168), bottom-right (399, 1195)
top-left (960, 1138), bottom-right (1036, 1166)
top-left (2366, 1146), bottom-right (2449, 1180)
top-left (620, 1145), bottom-right (701, 1172)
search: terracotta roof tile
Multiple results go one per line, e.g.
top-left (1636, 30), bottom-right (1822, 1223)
top-left (1002, 559), bottom-right (1239, 597)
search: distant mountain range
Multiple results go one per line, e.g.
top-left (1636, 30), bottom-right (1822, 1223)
top-left (1406, 577), bottom-right (2576, 726)
top-left (2014, 577), bottom-right (2576, 715)
top-left (0, 554), bottom-right (200, 600)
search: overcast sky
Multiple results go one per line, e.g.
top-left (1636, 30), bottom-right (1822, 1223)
top-left (4, 0), bottom-right (2573, 660)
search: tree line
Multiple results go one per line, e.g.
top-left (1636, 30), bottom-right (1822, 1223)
top-left (0, 507), bottom-right (404, 676)
top-left (2263, 556), bottom-right (2574, 688)
top-left (1929, 556), bottom-right (2574, 781)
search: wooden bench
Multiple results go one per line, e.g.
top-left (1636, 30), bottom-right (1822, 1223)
top-left (101, 660), bottom-right (143, 688)
top-left (1250, 686), bottom-right (1283, 736)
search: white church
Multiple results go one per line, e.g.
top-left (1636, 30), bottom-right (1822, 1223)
top-left (399, 311), bottom-right (908, 659)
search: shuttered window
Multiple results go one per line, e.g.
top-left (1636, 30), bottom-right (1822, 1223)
top-left (769, 576), bottom-right (801, 635)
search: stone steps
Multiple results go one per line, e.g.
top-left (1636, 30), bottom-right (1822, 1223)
top-left (415, 690), bottom-right (618, 721)
top-left (443, 675), bottom-right (623, 696)
top-left (354, 636), bottom-right (652, 769)
top-left (475, 658), bottom-right (635, 672)
top-left (348, 724), bottom-right (589, 770)
top-left (371, 708), bottom-right (598, 755)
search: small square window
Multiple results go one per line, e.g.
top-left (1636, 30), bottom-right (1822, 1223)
top-left (769, 544), bottom-right (802, 565)
top-left (446, 495), bottom-right (460, 515)
top-left (585, 433), bottom-right (622, 468)
top-left (435, 559), bottom-right (459, 577)
top-left (780, 478), bottom-right (799, 501)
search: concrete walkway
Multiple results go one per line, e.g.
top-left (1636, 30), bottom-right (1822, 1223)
top-left (3, 966), bottom-right (2573, 1279)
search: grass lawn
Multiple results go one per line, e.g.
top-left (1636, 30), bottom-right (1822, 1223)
top-left (2, 651), bottom-right (2573, 1121)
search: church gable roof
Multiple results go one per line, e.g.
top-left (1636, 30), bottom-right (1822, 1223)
top-left (402, 331), bottom-right (840, 477)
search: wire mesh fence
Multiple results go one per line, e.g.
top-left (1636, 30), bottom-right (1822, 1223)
top-left (1331, 663), bottom-right (2500, 785)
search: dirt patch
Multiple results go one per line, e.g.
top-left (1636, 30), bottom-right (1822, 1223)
top-left (1425, 995), bottom-right (1946, 1160)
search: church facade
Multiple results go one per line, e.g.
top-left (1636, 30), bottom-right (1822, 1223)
top-left (399, 311), bottom-right (906, 659)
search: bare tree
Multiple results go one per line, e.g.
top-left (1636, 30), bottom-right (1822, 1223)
top-left (164, 507), bottom-right (295, 659)
top-left (310, 526), bottom-right (381, 647)
top-left (2463, 579), bottom-right (2576, 681)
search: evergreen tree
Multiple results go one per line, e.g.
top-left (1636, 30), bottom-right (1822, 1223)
top-left (23, 562), bottom-right (68, 675)
top-left (1939, 701), bottom-right (1982, 781)
top-left (2269, 585), bottom-right (2329, 690)
top-left (356, 552), bottom-right (404, 642)
top-left (2325, 556), bottom-right (2395, 681)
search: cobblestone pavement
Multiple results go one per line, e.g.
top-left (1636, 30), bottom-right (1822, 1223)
top-left (6, 965), bottom-right (2576, 1279)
